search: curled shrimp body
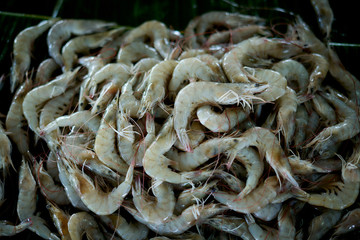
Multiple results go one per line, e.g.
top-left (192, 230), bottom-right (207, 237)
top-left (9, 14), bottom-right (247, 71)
top-left (196, 54), bottom-right (228, 83)
top-left (0, 121), bottom-right (13, 173)
top-left (206, 216), bottom-right (254, 240)
top-left (213, 176), bottom-right (284, 214)
top-left (0, 219), bottom-right (32, 237)
top-left (307, 209), bottom-right (341, 240)
top-left (245, 214), bottom-right (279, 240)
top-left (197, 105), bottom-right (249, 133)
top-left (271, 59), bottom-right (309, 94)
top-left (311, 93), bottom-right (336, 125)
top-left (168, 58), bottom-right (216, 100)
top-left (123, 20), bottom-right (170, 59)
top-left (47, 201), bottom-right (71, 240)
top-left (67, 212), bottom-right (104, 240)
top-left (100, 214), bottom-right (149, 240)
top-left (253, 203), bottom-right (282, 222)
top-left (221, 37), bottom-right (303, 83)
top-left (117, 41), bottom-right (161, 66)
top-left (178, 49), bottom-right (207, 60)
top-left (173, 121), bottom-right (205, 151)
top-left (311, 0), bottom-right (334, 39)
top-left (10, 18), bottom-right (58, 92)
top-left (35, 58), bottom-right (60, 86)
top-left (173, 81), bottom-right (267, 152)
top-left (91, 81), bottom-right (119, 115)
top-left (138, 60), bottom-right (178, 116)
top-left (47, 19), bottom-right (115, 66)
top-left (23, 67), bottom-right (80, 135)
top-left (132, 179), bottom-right (175, 225)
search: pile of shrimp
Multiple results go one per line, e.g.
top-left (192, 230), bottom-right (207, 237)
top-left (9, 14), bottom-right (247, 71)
top-left (1, 1), bottom-right (360, 239)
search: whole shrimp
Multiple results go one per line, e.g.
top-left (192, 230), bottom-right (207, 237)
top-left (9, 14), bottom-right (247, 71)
top-left (307, 209), bottom-right (342, 240)
top-left (67, 212), bottom-right (104, 240)
top-left (173, 81), bottom-right (267, 152)
top-left (205, 216), bottom-right (254, 240)
top-left (47, 19), bottom-right (115, 66)
top-left (117, 41), bottom-right (161, 66)
top-left (10, 18), bottom-right (58, 92)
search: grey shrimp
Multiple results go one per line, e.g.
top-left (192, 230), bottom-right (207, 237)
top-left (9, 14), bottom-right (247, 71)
top-left (311, 93), bottom-right (336, 125)
top-left (277, 204), bottom-right (296, 240)
top-left (310, 0), bottom-right (334, 39)
top-left (173, 121), bottom-right (205, 151)
top-left (0, 219), bottom-right (32, 237)
top-left (10, 18), bottom-right (58, 92)
top-left (34, 58), bottom-right (60, 86)
top-left (332, 208), bottom-right (360, 237)
top-left (0, 121), bottom-right (13, 174)
top-left (47, 19), bottom-right (115, 66)
top-left (196, 54), bottom-right (228, 83)
top-left (293, 105), bottom-right (308, 149)
top-left (206, 216), bottom-right (254, 240)
top-left (245, 214), bottom-right (279, 240)
top-left (307, 209), bottom-right (342, 240)
top-left (117, 41), bottom-right (161, 66)
top-left (253, 203), bottom-right (282, 222)
top-left (67, 212), bottom-right (104, 240)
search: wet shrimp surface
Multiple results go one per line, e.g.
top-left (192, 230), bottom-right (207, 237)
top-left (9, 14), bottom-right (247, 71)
top-left (1, 5), bottom-right (360, 240)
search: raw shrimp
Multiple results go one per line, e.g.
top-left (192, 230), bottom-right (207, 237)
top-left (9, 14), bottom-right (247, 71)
top-left (10, 18), bottom-right (58, 92)
top-left (23, 67), bottom-right (80, 134)
top-left (206, 216), bottom-right (254, 240)
top-left (245, 214), bottom-right (279, 240)
top-left (342, 143), bottom-right (360, 183)
top-left (253, 203), bottom-right (282, 222)
top-left (307, 209), bottom-right (341, 240)
top-left (138, 60), bottom-right (178, 116)
top-left (221, 37), bottom-right (303, 83)
top-left (47, 19), bottom-right (115, 66)
top-left (178, 49), bottom-right (207, 60)
top-left (277, 204), bottom-right (296, 240)
top-left (97, 35), bottom-right (124, 63)
top-left (123, 20), bottom-right (171, 59)
top-left (196, 54), bottom-right (228, 83)
top-left (34, 58), bottom-right (60, 86)
top-left (293, 105), bottom-right (308, 149)
top-left (94, 95), bottom-right (129, 174)
top-left (213, 176), bottom-right (285, 214)
top-left (91, 81), bottom-right (119, 115)
top-left (311, 0), bottom-right (333, 39)
top-left (173, 81), bottom-right (267, 152)
top-left (0, 121), bottom-right (13, 173)
top-left (100, 214), bottom-right (149, 240)
top-left (0, 180), bottom-right (4, 207)
top-left (288, 154), bottom-right (335, 175)
top-left (118, 75), bottom-right (141, 117)
top-left (127, 203), bottom-right (225, 235)
top-left (311, 93), bottom-right (336, 125)
top-left (295, 53), bottom-right (329, 94)
top-left (0, 219), bottom-right (32, 237)
top-left (168, 57), bottom-right (216, 100)
top-left (271, 59), bottom-right (309, 94)
top-left (47, 201), bottom-right (71, 240)
top-left (117, 41), bottom-right (161, 66)
top-left (132, 57), bottom-right (161, 77)
top-left (67, 212), bottom-right (104, 240)
top-left (132, 178), bottom-right (175, 224)
top-left (332, 208), bottom-right (360, 237)
top-left (173, 121), bottom-right (205, 151)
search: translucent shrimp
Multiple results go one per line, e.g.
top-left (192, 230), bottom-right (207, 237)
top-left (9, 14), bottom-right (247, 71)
top-left (67, 212), bottom-right (104, 240)
top-left (173, 81), bottom-right (267, 152)
top-left (168, 57), bottom-right (216, 100)
top-left (23, 67), bottom-right (80, 134)
top-left (305, 91), bottom-right (360, 157)
top-left (132, 178), bottom-right (176, 225)
top-left (100, 214), bottom-right (149, 240)
top-left (0, 121), bottom-right (13, 174)
top-left (196, 54), bottom-right (228, 83)
top-left (10, 18), bottom-right (58, 92)
top-left (245, 214), bottom-right (279, 240)
top-left (221, 37), bottom-right (303, 83)
top-left (91, 81), bottom-right (119, 115)
top-left (123, 20), bottom-right (171, 59)
top-left (127, 203), bottom-right (225, 236)
top-left (178, 49), bottom-right (207, 60)
top-left (288, 154), bottom-right (336, 175)
top-left (0, 219), bottom-right (32, 237)
top-left (293, 105), bottom-right (308, 149)
top-left (62, 27), bottom-right (126, 71)
top-left (138, 60), bottom-right (178, 116)
top-left (271, 59), bottom-right (309, 94)
top-left (173, 121), bottom-right (205, 151)
top-left (311, 93), bottom-right (336, 125)
top-left (35, 58), bottom-right (60, 86)
top-left (277, 204), bottom-right (296, 240)
top-left (332, 208), bottom-right (360, 237)
top-left (118, 75), bottom-right (142, 118)
top-left (310, 0), bottom-right (334, 39)
top-left (307, 209), bottom-right (341, 240)
top-left (47, 201), bottom-right (71, 240)
top-left (117, 41), bottom-right (161, 66)
top-left (47, 19), bottom-right (115, 66)
top-left (253, 203), bottom-right (282, 222)
top-left (213, 176), bottom-right (285, 214)
top-left (206, 216), bottom-right (254, 240)
top-left (295, 53), bottom-right (329, 93)
top-left (94, 95), bottom-right (129, 174)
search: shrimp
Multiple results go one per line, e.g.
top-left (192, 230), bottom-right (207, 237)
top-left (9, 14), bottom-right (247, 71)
top-left (288, 154), bottom-right (336, 175)
top-left (277, 204), bottom-right (296, 240)
top-left (196, 54), bottom-right (228, 83)
top-left (168, 57), bottom-right (216, 100)
top-left (0, 121), bottom-right (13, 174)
top-left (307, 209), bottom-right (341, 240)
top-left (271, 59), bottom-right (309, 94)
top-left (132, 178), bottom-right (176, 225)
top-left (178, 49), bottom-right (207, 60)
top-left (94, 95), bottom-right (129, 174)
top-left (173, 81), bottom-right (267, 152)
top-left (332, 208), bottom-right (360, 237)
top-left (118, 75), bottom-right (142, 118)
top-left (245, 214), bottom-right (279, 240)
top-left (0, 219), bottom-right (32, 237)
top-left (34, 58), bottom-right (60, 86)
top-left (206, 216), bottom-right (254, 240)
top-left (123, 20), bottom-right (171, 59)
top-left (305, 91), bottom-right (360, 157)
top-left (221, 37), bottom-right (303, 83)
top-left (47, 201), bottom-right (71, 240)
top-left (127, 203), bottom-right (225, 236)
top-left (293, 105), bottom-right (308, 149)
top-left (253, 203), bottom-right (282, 222)
top-left (10, 18), bottom-right (58, 92)
top-left (138, 60), bottom-right (178, 117)
top-left (67, 212), bottom-right (105, 240)
top-left (97, 35), bottom-right (124, 63)
top-left (47, 19), bottom-right (115, 66)
top-left (0, 180), bottom-right (4, 207)
top-left (23, 67), bottom-right (80, 135)
top-left (310, 0), bottom-right (334, 39)
top-left (311, 93), bottom-right (336, 125)
top-left (100, 214), bottom-right (149, 240)
top-left (173, 121), bottom-right (205, 151)
top-left (342, 143), bottom-right (360, 183)
top-left (117, 41), bottom-right (161, 66)
top-left (91, 81), bottom-right (119, 115)
top-left (295, 53), bottom-right (329, 94)
top-left (213, 176), bottom-right (285, 214)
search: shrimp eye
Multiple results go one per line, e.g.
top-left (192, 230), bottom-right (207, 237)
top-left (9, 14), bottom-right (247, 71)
top-left (255, 83), bottom-right (260, 87)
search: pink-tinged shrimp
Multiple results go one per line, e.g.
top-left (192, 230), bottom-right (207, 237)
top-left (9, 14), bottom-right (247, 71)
top-left (311, 0), bottom-right (333, 39)
top-left (253, 203), bottom-right (282, 222)
top-left (332, 208), bottom-right (360, 237)
top-left (173, 81), bottom-right (267, 152)
top-left (10, 18), bottom-right (58, 92)
top-left (46, 201), bottom-right (71, 240)
top-left (23, 67), bottom-right (80, 135)
top-left (117, 41), bottom-right (161, 66)
top-left (272, 59), bottom-right (309, 94)
top-left (221, 37), bottom-right (303, 83)
top-left (123, 20), bottom-right (171, 59)
top-left (307, 209), bottom-right (341, 240)
top-left (100, 214), bottom-right (149, 240)
top-left (67, 212), bottom-right (105, 240)
top-left (205, 216), bottom-right (254, 240)
top-left (168, 57), bottom-right (216, 100)
top-left (0, 219), bottom-right (32, 237)
top-left (138, 60), bottom-right (178, 117)
top-left (0, 121), bottom-right (13, 174)
top-left (311, 93), bottom-right (336, 125)
top-left (47, 19), bottom-right (115, 66)
top-left (213, 176), bottom-right (284, 214)
top-left (35, 58), bottom-right (60, 86)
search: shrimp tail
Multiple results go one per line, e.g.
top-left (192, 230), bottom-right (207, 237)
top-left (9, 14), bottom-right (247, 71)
top-left (176, 128), bottom-right (193, 153)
